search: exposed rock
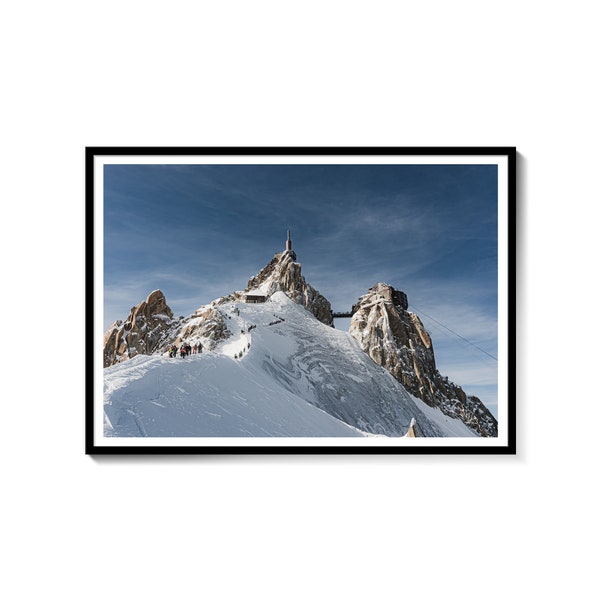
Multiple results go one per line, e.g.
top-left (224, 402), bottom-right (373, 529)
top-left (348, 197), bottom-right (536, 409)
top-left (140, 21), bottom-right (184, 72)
top-left (103, 291), bottom-right (234, 366)
top-left (169, 305), bottom-right (232, 351)
top-left (349, 283), bottom-right (498, 437)
top-left (245, 249), bottom-right (333, 326)
top-left (103, 290), bottom-right (174, 367)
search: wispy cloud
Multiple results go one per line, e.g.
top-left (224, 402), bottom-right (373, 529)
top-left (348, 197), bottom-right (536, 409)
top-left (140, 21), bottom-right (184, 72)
top-left (102, 162), bottom-right (499, 415)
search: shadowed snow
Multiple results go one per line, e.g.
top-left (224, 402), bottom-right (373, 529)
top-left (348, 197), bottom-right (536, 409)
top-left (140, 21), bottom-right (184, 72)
top-left (104, 292), bottom-right (478, 438)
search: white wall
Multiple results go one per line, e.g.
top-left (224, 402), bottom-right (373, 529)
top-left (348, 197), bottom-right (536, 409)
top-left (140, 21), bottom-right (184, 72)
top-left (2, 2), bottom-right (597, 599)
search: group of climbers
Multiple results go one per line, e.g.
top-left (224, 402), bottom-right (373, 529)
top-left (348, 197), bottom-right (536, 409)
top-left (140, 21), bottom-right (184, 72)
top-left (165, 309), bottom-right (262, 360)
top-left (234, 341), bottom-right (251, 359)
top-left (168, 342), bottom-right (202, 358)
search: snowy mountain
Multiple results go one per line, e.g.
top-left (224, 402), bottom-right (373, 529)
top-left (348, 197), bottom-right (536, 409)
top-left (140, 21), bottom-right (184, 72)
top-left (102, 237), bottom-right (492, 438)
top-left (104, 292), bottom-right (477, 438)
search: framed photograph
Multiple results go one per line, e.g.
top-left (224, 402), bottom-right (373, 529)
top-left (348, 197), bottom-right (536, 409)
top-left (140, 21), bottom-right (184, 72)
top-left (86, 147), bottom-right (516, 454)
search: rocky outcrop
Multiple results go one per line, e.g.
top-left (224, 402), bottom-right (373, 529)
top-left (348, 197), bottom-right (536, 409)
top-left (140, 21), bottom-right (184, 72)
top-left (349, 283), bottom-right (498, 437)
top-left (103, 290), bottom-right (235, 367)
top-left (169, 304), bottom-right (232, 351)
top-left (245, 249), bottom-right (333, 326)
top-left (103, 290), bottom-right (175, 367)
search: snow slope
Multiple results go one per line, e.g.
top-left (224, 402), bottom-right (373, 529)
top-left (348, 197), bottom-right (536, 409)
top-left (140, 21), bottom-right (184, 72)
top-left (104, 292), bottom-right (478, 438)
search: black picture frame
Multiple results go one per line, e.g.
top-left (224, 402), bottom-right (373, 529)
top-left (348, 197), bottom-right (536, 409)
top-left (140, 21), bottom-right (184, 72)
top-left (86, 147), bottom-right (516, 455)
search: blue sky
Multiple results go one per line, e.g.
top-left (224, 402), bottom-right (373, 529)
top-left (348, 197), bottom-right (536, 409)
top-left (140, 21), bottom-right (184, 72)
top-left (103, 163), bottom-right (499, 416)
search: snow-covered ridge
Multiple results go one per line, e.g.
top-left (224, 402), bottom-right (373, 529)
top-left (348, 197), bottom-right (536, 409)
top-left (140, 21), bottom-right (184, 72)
top-left (104, 292), bottom-right (477, 438)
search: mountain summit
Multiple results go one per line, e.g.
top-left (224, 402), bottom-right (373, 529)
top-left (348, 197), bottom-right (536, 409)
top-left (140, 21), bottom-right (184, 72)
top-left (243, 230), bottom-right (333, 325)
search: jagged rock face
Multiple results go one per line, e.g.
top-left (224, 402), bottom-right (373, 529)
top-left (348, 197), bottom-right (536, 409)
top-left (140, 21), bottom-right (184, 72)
top-left (349, 283), bottom-right (498, 437)
top-left (170, 305), bottom-right (232, 351)
top-left (245, 250), bottom-right (333, 326)
top-left (103, 292), bottom-right (233, 367)
top-left (103, 290), bottom-right (175, 367)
